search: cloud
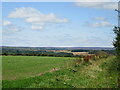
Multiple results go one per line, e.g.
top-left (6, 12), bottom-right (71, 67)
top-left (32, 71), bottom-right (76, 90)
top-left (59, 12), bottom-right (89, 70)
top-left (31, 24), bottom-right (44, 30)
top-left (88, 21), bottom-right (113, 27)
top-left (75, 1), bottom-right (118, 10)
top-left (2, 20), bottom-right (21, 33)
top-left (85, 16), bottom-right (114, 28)
top-left (93, 17), bottom-right (106, 21)
top-left (2, 31), bottom-right (113, 47)
top-left (3, 20), bottom-right (12, 26)
top-left (8, 25), bottom-right (21, 32)
top-left (8, 7), bottom-right (68, 30)
top-left (3, 25), bottom-right (21, 33)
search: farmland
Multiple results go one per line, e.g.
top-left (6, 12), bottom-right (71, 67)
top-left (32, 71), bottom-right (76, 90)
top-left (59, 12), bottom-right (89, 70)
top-left (2, 1), bottom-right (119, 88)
top-left (2, 55), bottom-right (118, 88)
top-left (2, 56), bottom-right (75, 80)
top-left (1, 46), bottom-right (118, 88)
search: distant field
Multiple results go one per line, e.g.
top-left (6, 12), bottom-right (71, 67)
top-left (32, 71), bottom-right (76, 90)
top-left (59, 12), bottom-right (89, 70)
top-left (2, 56), bottom-right (76, 80)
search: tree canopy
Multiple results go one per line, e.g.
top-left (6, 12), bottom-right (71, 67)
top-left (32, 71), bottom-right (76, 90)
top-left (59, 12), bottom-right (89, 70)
top-left (113, 26), bottom-right (120, 59)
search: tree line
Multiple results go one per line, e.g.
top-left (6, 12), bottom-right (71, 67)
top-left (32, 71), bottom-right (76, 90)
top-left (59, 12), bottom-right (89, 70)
top-left (1, 47), bottom-right (115, 57)
top-left (1, 48), bottom-right (74, 57)
top-left (71, 49), bottom-right (115, 55)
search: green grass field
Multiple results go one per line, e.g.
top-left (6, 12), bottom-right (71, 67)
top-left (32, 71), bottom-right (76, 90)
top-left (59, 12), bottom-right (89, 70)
top-left (2, 56), bottom-right (75, 80)
top-left (2, 56), bottom-right (118, 88)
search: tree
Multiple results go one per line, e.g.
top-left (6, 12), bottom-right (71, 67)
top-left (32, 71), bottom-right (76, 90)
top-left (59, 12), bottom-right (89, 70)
top-left (113, 26), bottom-right (120, 59)
top-left (113, 26), bottom-right (120, 88)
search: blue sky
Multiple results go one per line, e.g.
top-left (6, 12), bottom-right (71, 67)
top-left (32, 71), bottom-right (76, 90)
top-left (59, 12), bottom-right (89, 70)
top-left (2, 2), bottom-right (118, 47)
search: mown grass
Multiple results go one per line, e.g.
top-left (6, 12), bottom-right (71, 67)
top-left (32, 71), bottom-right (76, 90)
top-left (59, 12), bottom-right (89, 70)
top-left (2, 56), bottom-right (118, 88)
top-left (2, 56), bottom-right (75, 80)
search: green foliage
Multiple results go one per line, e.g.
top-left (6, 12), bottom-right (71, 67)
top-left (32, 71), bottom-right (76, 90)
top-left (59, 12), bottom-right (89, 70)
top-left (113, 26), bottom-right (120, 58)
top-left (71, 49), bottom-right (115, 55)
top-left (1, 47), bottom-right (115, 56)
top-left (113, 26), bottom-right (120, 87)
top-left (96, 51), bottom-right (109, 58)
top-left (2, 56), bottom-right (118, 88)
top-left (2, 48), bottom-right (74, 57)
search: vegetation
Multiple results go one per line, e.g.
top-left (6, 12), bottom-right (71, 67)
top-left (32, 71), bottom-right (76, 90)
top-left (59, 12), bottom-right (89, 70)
top-left (2, 56), bottom-right (118, 88)
top-left (2, 56), bottom-right (75, 80)
top-left (1, 46), bottom-right (115, 57)
top-left (113, 27), bottom-right (120, 62)
top-left (71, 49), bottom-right (115, 55)
top-left (1, 48), bottom-right (74, 57)
top-left (113, 26), bottom-right (120, 87)
top-left (2, 46), bottom-right (118, 88)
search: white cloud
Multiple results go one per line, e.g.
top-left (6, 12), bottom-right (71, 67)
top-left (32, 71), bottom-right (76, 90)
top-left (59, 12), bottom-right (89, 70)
top-left (31, 25), bottom-right (44, 30)
top-left (88, 21), bottom-right (114, 27)
top-left (8, 7), bottom-right (68, 30)
top-left (75, 1), bottom-right (118, 10)
top-left (3, 20), bottom-right (21, 33)
top-left (3, 20), bottom-right (12, 26)
top-left (9, 25), bottom-right (21, 32)
top-left (85, 16), bottom-right (114, 28)
top-left (93, 17), bottom-right (106, 21)
top-left (30, 23), bottom-right (45, 30)
top-left (7, 26), bottom-right (20, 32)
top-left (3, 24), bottom-right (21, 33)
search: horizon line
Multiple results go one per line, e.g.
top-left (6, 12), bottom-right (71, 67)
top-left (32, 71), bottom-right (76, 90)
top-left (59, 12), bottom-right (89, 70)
top-left (1, 45), bottom-right (114, 48)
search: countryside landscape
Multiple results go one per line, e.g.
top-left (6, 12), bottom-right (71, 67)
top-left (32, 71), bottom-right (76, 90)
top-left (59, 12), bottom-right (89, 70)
top-left (1, 46), bottom-right (118, 88)
top-left (1, 1), bottom-right (120, 89)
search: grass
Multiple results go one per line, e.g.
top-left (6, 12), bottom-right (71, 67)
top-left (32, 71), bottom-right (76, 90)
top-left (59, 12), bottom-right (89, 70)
top-left (2, 56), bottom-right (118, 88)
top-left (2, 56), bottom-right (75, 80)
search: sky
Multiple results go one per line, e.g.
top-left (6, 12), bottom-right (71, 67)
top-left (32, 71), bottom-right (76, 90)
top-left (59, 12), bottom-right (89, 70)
top-left (1, 1), bottom-right (118, 47)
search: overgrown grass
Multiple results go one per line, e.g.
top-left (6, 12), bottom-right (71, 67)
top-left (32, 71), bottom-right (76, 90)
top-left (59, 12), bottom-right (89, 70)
top-left (2, 56), bottom-right (118, 88)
